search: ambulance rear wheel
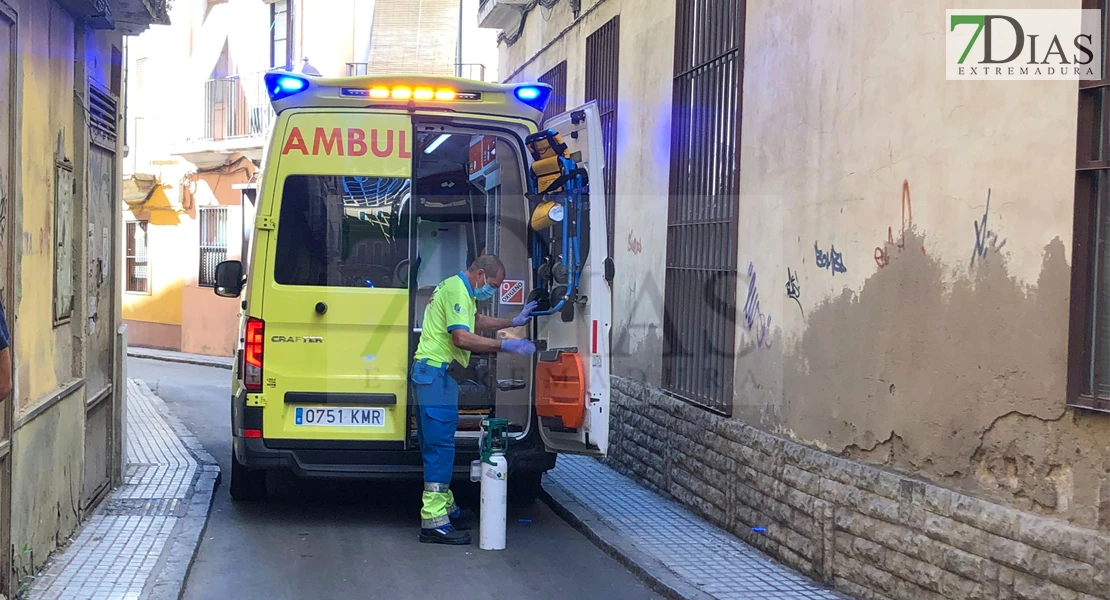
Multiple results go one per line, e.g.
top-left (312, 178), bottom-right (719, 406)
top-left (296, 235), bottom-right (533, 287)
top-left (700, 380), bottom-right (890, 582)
top-left (230, 451), bottom-right (267, 501)
top-left (509, 471), bottom-right (543, 505)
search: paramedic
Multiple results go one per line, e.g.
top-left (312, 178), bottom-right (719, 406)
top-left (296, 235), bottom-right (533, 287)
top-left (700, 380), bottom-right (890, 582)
top-left (410, 254), bottom-right (538, 545)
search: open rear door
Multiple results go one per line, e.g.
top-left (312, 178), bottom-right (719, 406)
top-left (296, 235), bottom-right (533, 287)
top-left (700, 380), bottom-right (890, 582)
top-left (532, 102), bottom-right (612, 457)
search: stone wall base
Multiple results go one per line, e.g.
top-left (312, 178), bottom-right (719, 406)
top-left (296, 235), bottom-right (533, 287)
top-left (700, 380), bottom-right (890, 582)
top-left (606, 376), bottom-right (1110, 600)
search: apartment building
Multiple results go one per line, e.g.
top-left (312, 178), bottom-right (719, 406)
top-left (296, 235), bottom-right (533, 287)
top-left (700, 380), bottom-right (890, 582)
top-left (123, 0), bottom-right (498, 357)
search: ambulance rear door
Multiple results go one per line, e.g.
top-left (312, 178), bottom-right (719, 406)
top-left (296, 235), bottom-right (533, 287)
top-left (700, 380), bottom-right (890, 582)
top-left (532, 102), bottom-right (613, 457)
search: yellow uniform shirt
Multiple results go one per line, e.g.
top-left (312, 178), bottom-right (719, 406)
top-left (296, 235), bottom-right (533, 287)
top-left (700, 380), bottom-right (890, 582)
top-left (414, 271), bottom-right (477, 368)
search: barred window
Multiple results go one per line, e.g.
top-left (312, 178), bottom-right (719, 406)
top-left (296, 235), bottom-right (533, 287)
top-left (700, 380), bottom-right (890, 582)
top-left (199, 207), bottom-right (229, 287)
top-left (585, 16), bottom-right (620, 258)
top-left (662, 0), bottom-right (745, 415)
top-left (1069, 0), bottom-right (1110, 413)
top-left (538, 61), bottom-right (567, 122)
top-left (125, 221), bottom-right (150, 294)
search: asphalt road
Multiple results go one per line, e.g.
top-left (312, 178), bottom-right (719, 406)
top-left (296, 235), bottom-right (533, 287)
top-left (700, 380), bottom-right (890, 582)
top-left (129, 357), bottom-right (662, 600)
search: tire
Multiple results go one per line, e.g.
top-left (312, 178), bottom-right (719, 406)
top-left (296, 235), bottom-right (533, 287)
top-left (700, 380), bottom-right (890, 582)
top-left (508, 470), bottom-right (544, 505)
top-left (229, 447), bottom-right (267, 501)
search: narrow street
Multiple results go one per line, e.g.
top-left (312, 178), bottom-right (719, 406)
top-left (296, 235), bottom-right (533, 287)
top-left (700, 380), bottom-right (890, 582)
top-left (129, 357), bottom-right (662, 600)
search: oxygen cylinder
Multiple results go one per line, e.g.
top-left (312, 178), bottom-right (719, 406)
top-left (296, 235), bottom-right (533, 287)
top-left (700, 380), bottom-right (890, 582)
top-left (478, 418), bottom-right (510, 551)
top-left (479, 453), bottom-right (508, 550)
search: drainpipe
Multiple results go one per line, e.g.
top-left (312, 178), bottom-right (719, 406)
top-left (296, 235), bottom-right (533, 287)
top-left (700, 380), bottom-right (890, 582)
top-left (456, 0), bottom-right (463, 77)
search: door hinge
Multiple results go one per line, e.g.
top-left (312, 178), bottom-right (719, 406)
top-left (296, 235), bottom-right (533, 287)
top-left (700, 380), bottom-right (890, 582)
top-left (246, 395), bottom-right (267, 407)
top-left (255, 215), bottom-right (276, 231)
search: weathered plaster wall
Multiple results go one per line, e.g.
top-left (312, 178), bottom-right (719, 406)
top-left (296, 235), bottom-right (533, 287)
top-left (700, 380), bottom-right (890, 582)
top-left (10, 387), bottom-right (83, 583)
top-left (498, 0), bottom-right (1110, 534)
top-left (15, 0), bottom-right (78, 413)
top-left (499, 0), bottom-right (675, 385)
top-left (730, 0), bottom-right (1110, 530)
top-left (10, 7), bottom-right (126, 580)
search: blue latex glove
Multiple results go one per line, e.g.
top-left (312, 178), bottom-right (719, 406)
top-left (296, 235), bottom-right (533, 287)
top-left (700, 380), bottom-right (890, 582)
top-left (511, 300), bottom-right (539, 327)
top-left (500, 338), bottom-right (537, 355)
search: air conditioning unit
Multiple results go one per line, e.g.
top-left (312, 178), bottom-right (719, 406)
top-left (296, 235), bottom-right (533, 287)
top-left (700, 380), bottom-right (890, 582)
top-left (478, 0), bottom-right (527, 30)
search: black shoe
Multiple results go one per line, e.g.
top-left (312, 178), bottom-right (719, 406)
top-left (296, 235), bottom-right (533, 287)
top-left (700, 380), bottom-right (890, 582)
top-left (450, 508), bottom-right (477, 531)
top-left (419, 524), bottom-right (471, 545)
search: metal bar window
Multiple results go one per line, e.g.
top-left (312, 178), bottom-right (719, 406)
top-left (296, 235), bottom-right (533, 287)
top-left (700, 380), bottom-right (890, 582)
top-left (1069, 0), bottom-right (1110, 413)
top-left (125, 221), bottom-right (150, 294)
top-left (199, 207), bottom-right (229, 287)
top-left (662, 0), bottom-right (745, 416)
top-left (585, 17), bottom-right (620, 259)
top-left (538, 60), bottom-right (567, 122)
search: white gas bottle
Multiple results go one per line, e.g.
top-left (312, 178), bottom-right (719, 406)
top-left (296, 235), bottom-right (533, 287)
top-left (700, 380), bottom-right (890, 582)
top-left (478, 418), bottom-right (510, 550)
top-left (479, 452), bottom-right (508, 550)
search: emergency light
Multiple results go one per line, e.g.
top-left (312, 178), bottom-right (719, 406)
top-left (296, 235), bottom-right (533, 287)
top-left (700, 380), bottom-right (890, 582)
top-left (514, 85), bottom-right (552, 112)
top-left (264, 73), bottom-right (309, 101)
top-left (368, 85), bottom-right (460, 101)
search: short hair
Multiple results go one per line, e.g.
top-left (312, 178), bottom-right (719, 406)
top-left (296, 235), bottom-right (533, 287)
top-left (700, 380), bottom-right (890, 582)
top-left (469, 254), bottom-right (505, 278)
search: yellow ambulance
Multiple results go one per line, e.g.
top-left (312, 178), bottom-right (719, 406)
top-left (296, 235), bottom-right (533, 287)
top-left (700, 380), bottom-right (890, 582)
top-left (212, 71), bottom-right (612, 502)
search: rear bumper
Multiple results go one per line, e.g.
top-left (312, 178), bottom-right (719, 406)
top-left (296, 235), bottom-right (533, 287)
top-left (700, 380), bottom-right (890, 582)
top-left (234, 437), bottom-right (474, 480)
top-left (232, 393), bottom-right (555, 480)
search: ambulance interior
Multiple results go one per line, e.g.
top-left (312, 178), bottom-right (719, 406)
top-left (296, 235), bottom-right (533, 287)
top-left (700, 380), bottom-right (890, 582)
top-left (410, 124), bottom-right (533, 439)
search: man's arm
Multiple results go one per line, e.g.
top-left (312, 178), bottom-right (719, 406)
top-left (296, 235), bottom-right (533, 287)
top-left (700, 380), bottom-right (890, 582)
top-left (450, 328), bottom-right (504, 354)
top-left (475, 300), bottom-right (538, 332)
top-left (475, 313), bottom-right (514, 332)
top-left (0, 348), bottom-right (11, 399)
top-left (0, 301), bottom-right (10, 398)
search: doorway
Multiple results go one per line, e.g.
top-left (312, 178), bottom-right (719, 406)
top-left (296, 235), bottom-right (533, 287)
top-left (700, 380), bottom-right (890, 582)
top-left (83, 83), bottom-right (119, 510)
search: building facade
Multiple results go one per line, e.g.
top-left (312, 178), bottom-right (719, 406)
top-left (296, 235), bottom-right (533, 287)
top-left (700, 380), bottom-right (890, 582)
top-left (0, 0), bottom-right (164, 594)
top-left (123, 0), bottom-right (499, 357)
top-left (490, 0), bottom-right (1110, 598)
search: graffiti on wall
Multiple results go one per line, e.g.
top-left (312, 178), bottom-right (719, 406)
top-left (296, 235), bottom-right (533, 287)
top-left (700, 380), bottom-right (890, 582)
top-left (814, 242), bottom-right (847, 275)
top-left (743, 262), bottom-right (773, 349)
top-left (785, 267), bottom-right (803, 317)
top-left (874, 180), bottom-right (924, 268)
top-left (970, 188), bottom-right (1006, 269)
top-left (626, 230), bottom-right (642, 255)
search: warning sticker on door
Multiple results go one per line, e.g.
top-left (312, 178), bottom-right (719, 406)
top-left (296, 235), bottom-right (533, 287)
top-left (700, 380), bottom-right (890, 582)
top-left (500, 280), bottom-right (525, 305)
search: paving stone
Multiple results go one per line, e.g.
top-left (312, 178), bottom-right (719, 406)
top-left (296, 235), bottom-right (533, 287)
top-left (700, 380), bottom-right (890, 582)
top-left (26, 380), bottom-right (212, 600)
top-left (547, 455), bottom-right (849, 599)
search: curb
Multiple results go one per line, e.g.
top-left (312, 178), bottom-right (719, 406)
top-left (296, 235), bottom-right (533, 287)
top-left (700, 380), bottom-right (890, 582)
top-left (540, 475), bottom-right (717, 600)
top-left (136, 380), bottom-right (222, 600)
top-left (128, 350), bottom-right (234, 371)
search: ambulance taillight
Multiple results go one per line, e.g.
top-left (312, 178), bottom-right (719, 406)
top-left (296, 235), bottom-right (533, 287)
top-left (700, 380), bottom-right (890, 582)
top-left (243, 317), bottom-right (265, 392)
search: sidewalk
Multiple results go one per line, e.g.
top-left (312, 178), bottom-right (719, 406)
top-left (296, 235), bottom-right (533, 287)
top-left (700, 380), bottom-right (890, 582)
top-left (127, 347), bottom-right (234, 370)
top-left (26, 380), bottom-right (219, 600)
top-left (543, 455), bottom-right (849, 600)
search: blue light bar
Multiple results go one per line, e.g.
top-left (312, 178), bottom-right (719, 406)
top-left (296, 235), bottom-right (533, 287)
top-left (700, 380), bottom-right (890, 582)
top-left (264, 72), bottom-right (309, 102)
top-left (514, 85), bottom-right (551, 112)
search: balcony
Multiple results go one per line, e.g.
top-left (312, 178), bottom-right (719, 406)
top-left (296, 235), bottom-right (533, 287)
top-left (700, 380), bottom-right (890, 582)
top-left (202, 72), bottom-right (273, 142)
top-left (478, 0), bottom-right (529, 30)
top-left (175, 72), bottom-right (274, 168)
top-left (455, 63), bottom-right (488, 81)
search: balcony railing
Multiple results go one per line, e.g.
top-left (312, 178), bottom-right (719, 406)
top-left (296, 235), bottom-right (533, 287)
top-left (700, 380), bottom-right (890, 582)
top-left (201, 72), bottom-right (274, 142)
top-left (455, 63), bottom-right (488, 81)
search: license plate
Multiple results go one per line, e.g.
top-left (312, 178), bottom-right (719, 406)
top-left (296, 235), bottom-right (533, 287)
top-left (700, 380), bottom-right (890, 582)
top-left (294, 407), bottom-right (386, 427)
